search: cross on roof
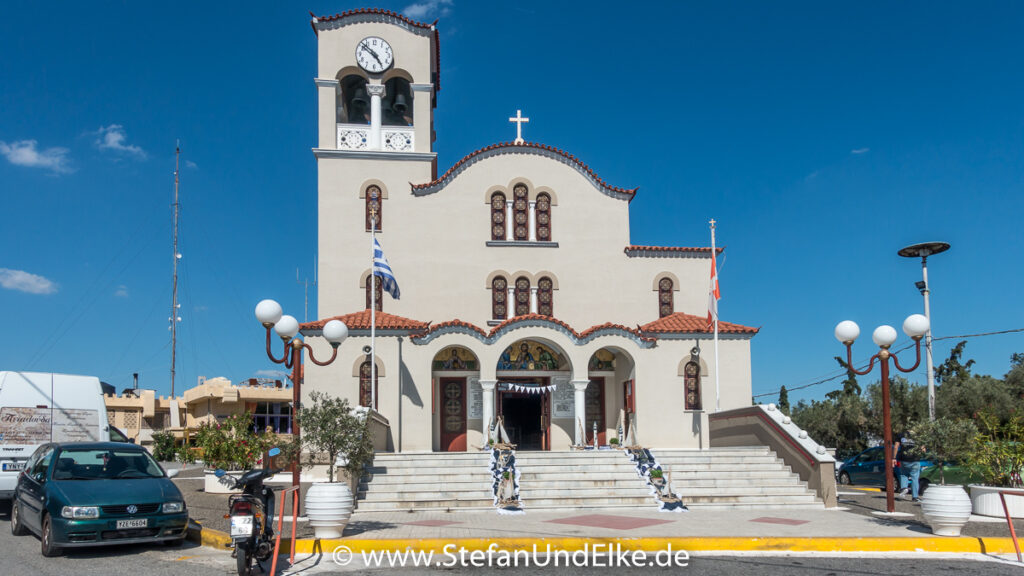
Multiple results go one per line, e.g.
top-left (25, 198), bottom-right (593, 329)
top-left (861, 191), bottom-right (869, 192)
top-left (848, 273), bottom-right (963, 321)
top-left (509, 109), bottom-right (529, 144)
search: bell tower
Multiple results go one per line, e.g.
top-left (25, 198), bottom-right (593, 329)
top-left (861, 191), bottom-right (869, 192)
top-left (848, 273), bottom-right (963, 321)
top-left (310, 10), bottom-right (439, 319)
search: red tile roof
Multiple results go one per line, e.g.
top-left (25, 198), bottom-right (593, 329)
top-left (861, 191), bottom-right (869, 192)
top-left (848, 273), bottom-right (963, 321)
top-left (624, 245), bottom-right (724, 257)
top-left (301, 309), bottom-right (429, 331)
top-left (639, 312), bottom-right (759, 335)
top-left (310, 9), bottom-right (442, 92)
top-left (410, 142), bottom-right (638, 200)
top-left (413, 314), bottom-right (654, 343)
top-left (424, 319), bottom-right (488, 338)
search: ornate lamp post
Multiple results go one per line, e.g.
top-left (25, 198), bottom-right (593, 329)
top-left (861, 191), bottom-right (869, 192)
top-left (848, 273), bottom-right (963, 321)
top-left (834, 314), bottom-right (930, 513)
top-left (255, 299), bottom-right (349, 490)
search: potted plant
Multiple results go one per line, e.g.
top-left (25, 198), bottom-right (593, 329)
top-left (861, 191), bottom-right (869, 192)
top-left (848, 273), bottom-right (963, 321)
top-left (295, 392), bottom-right (374, 539)
top-left (193, 413), bottom-right (271, 494)
top-left (648, 467), bottom-right (666, 488)
top-left (967, 410), bottom-right (1024, 517)
top-left (609, 437), bottom-right (620, 448)
top-left (911, 417), bottom-right (978, 536)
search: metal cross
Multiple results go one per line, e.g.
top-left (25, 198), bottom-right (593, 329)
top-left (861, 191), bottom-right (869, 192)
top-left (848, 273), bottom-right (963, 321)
top-left (509, 109), bottom-right (529, 144)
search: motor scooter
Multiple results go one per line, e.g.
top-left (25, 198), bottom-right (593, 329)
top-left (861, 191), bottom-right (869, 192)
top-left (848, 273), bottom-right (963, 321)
top-left (216, 447), bottom-right (282, 576)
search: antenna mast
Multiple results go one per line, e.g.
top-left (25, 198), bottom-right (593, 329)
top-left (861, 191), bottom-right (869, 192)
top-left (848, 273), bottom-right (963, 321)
top-left (296, 254), bottom-right (318, 322)
top-left (170, 143), bottom-right (181, 397)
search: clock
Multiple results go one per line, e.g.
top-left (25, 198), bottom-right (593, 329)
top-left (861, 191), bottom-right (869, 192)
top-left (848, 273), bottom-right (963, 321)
top-left (355, 36), bottom-right (394, 73)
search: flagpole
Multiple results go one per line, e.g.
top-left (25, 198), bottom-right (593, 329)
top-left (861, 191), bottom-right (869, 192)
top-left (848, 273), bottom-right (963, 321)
top-left (370, 195), bottom-right (378, 412)
top-left (710, 219), bottom-right (720, 413)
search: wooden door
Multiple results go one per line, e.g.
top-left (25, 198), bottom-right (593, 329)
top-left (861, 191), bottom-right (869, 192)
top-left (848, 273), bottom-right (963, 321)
top-left (440, 378), bottom-right (467, 451)
top-left (623, 379), bottom-right (635, 438)
top-left (585, 377), bottom-right (606, 445)
top-left (541, 392), bottom-right (551, 451)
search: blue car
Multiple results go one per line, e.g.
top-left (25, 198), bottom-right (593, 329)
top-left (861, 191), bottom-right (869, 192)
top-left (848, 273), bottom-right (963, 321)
top-left (10, 442), bottom-right (189, 556)
top-left (837, 446), bottom-right (933, 487)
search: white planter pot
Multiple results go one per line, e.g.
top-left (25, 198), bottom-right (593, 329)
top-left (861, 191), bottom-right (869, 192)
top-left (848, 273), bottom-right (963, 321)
top-left (305, 482), bottom-right (355, 539)
top-left (920, 484), bottom-right (972, 536)
top-left (204, 470), bottom-right (243, 494)
top-left (969, 484), bottom-right (1024, 518)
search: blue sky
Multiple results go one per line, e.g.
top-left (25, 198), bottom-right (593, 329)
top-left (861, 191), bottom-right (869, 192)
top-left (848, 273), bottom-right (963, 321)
top-left (1, 1), bottom-right (1022, 404)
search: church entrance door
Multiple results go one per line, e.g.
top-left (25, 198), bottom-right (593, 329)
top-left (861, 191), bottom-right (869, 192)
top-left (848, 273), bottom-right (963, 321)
top-left (586, 377), bottom-right (607, 445)
top-left (440, 377), bottom-right (467, 452)
top-left (498, 378), bottom-right (550, 450)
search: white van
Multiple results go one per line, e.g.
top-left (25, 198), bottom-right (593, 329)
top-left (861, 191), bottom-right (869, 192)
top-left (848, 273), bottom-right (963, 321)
top-left (0, 371), bottom-right (112, 500)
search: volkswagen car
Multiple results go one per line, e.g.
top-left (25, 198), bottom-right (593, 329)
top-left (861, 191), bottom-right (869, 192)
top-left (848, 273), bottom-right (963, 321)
top-left (10, 442), bottom-right (188, 556)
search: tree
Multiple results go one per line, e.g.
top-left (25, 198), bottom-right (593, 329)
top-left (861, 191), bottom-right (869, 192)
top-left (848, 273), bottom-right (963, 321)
top-left (295, 391), bottom-right (374, 483)
top-left (778, 386), bottom-right (790, 415)
top-left (865, 376), bottom-right (928, 439)
top-left (827, 356), bottom-right (861, 399)
top-left (909, 417), bottom-right (978, 484)
top-left (934, 340), bottom-right (975, 386)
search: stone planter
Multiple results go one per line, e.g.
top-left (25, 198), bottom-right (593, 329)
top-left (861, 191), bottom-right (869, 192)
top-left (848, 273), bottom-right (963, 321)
top-left (204, 470), bottom-right (242, 494)
top-left (969, 484), bottom-right (1024, 518)
top-left (305, 482), bottom-right (355, 539)
top-left (920, 484), bottom-right (972, 536)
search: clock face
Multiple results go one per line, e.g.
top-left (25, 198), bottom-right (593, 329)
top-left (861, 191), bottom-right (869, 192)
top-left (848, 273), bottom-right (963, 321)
top-left (355, 36), bottom-right (394, 73)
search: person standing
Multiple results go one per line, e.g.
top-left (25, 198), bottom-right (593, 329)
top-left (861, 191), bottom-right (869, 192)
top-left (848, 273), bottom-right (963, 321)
top-left (895, 431), bottom-right (923, 502)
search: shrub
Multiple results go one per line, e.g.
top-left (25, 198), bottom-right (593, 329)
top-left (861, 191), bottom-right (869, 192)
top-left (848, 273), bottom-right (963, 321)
top-left (295, 392), bottom-right (374, 483)
top-left (968, 409), bottom-right (1024, 487)
top-left (909, 417), bottom-right (977, 484)
top-left (649, 468), bottom-right (664, 479)
top-left (151, 430), bottom-right (177, 462)
top-left (192, 412), bottom-right (272, 471)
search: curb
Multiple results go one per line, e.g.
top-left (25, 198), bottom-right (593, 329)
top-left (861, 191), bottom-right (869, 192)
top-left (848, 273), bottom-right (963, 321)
top-left (188, 528), bottom-right (1021, 555)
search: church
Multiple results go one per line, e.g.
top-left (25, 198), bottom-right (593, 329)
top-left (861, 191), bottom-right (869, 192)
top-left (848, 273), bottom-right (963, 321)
top-left (301, 9), bottom-right (758, 454)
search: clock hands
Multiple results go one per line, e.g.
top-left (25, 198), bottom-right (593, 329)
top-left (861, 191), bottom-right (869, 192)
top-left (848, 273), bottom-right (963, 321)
top-left (360, 41), bottom-right (383, 67)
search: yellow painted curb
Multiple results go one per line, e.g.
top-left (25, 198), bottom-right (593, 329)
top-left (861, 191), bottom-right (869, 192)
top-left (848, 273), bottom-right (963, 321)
top-left (187, 521), bottom-right (233, 550)
top-left (279, 536), bottom-right (1021, 555)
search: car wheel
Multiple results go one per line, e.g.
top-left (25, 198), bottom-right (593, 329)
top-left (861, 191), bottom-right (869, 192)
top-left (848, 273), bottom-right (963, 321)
top-left (40, 515), bottom-right (62, 557)
top-left (839, 471), bottom-right (851, 485)
top-left (11, 499), bottom-right (28, 536)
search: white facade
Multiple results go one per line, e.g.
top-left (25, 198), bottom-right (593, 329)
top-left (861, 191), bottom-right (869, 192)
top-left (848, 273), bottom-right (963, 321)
top-left (302, 10), bottom-right (758, 453)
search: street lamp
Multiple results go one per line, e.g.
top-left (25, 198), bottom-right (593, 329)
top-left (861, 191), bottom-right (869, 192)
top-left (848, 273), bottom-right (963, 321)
top-left (255, 299), bottom-right (348, 490)
top-left (834, 314), bottom-right (930, 513)
top-left (898, 241), bottom-right (950, 421)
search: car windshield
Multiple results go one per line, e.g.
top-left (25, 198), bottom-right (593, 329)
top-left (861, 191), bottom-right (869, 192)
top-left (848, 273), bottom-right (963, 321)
top-left (53, 448), bottom-right (164, 480)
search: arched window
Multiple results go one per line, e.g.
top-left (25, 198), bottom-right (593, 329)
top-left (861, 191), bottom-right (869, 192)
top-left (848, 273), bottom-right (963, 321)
top-left (365, 186), bottom-right (382, 232)
top-left (339, 75), bottom-right (370, 125)
top-left (684, 361), bottom-right (702, 411)
top-left (490, 192), bottom-right (506, 240)
top-left (382, 77), bottom-right (413, 127)
top-left (359, 360), bottom-right (378, 408)
top-left (492, 276), bottom-right (508, 320)
top-left (537, 276), bottom-right (553, 316)
top-left (514, 276), bottom-right (531, 317)
top-left (658, 277), bottom-right (674, 318)
top-left (512, 184), bottom-right (529, 241)
top-left (536, 193), bottom-right (552, 241)
top-left (365, 275), bottom-right (383, 311)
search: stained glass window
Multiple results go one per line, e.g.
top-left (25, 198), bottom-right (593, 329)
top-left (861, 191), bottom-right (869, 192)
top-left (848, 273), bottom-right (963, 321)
top-left (513, 184), bottom-right (529, 241)
top-left (359, 361), bottom-right (378, 408)
top-left (365, 275), bottom-right (383, 311)
top-left (538, 276), bottom-right (553, 316)
top-left (492, 276), bottom-right (508, 320)
top-left (514, 276), bottom-right (530, 317)
top-left (684, 361), bottom-right (702, 411)
top-left (536, 193), bottom-right (551, 241)
top-left (365, 186), bottom-right (382, 232)
top-left (659, 277), bottom-right (674, 318)
top-left (490, 192), bottom-right (506, 240)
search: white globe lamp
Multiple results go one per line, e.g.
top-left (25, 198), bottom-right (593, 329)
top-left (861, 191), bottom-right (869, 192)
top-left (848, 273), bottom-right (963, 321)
top-left (834, 321), bottom-right (860, 344)
top-left (274, 315), bottom-right (300, 340)
top-left (323, 320), bottom-right (349, 347)
top-left (255, 299), bottom-right (283, 327)
top-left (872, 325), bottom-right (898, 348)
top-left (903, 314), bottom-right (930, 340)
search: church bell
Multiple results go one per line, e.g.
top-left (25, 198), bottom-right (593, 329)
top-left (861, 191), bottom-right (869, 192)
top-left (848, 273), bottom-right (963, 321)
top-left (392, 92), bottom-right (408, 114)
top-left (351, 87), bottom-right (369, 109)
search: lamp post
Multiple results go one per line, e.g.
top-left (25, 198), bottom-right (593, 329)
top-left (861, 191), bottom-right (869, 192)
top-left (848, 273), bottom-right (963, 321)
top-left (898, 241), bottom-right (950, 421)
top-left (834, 314), bottom-right (930, 513)
top-left (255, 299), bottom-right (349, 490)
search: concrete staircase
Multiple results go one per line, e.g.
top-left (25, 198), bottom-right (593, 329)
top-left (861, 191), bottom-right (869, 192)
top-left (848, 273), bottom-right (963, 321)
top-left (356, 447), bottom-right (821, 512)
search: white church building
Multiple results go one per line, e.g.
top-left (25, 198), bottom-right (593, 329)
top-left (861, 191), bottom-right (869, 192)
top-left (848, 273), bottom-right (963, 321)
top-left (300, 9), bottom-right (759, 454)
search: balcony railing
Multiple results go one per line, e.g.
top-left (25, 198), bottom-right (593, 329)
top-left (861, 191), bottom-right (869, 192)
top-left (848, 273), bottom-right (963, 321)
top-left (336, 124), bottom-right (414, 152)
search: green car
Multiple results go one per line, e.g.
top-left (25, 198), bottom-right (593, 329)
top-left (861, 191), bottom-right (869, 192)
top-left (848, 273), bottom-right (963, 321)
top-left (10, 442), bottom-right (189, 556)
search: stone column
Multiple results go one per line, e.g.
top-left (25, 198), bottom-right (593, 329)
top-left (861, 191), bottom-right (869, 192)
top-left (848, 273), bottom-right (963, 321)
top-left (530, 287), bottom-right (538, 314)
top-left (480, 380), bottom-right (497, 441)
top-left (505, 200), bottom-right (514, 241)
top-left (571, 380), bottom-right (590, 446)
top-left (528, 200), bottom-right (537, 241)
top-left (367, 84), bottom-right (386, 150)
top-left (507, 286), bottom-right (515, 317)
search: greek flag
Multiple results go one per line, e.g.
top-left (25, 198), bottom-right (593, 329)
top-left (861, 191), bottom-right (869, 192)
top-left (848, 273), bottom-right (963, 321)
top-left (373, 238), bottom-right (400, 299)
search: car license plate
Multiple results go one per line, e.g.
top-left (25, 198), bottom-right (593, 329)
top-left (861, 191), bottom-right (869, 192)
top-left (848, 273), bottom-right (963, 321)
top-left (116, 519), bottom-right (148, 529)
top-left (2, 462), bottom-right (25, 472)
top-left (230, 516), bottom-right (253, 537)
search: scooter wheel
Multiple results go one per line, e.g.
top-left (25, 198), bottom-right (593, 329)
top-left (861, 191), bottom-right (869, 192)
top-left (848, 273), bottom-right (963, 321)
top-left (236, 548), bottom-right (253, 576)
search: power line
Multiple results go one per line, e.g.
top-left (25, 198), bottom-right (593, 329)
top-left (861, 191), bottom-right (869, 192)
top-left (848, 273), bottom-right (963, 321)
top-left (753, 327), bottom-right (1024, 399)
